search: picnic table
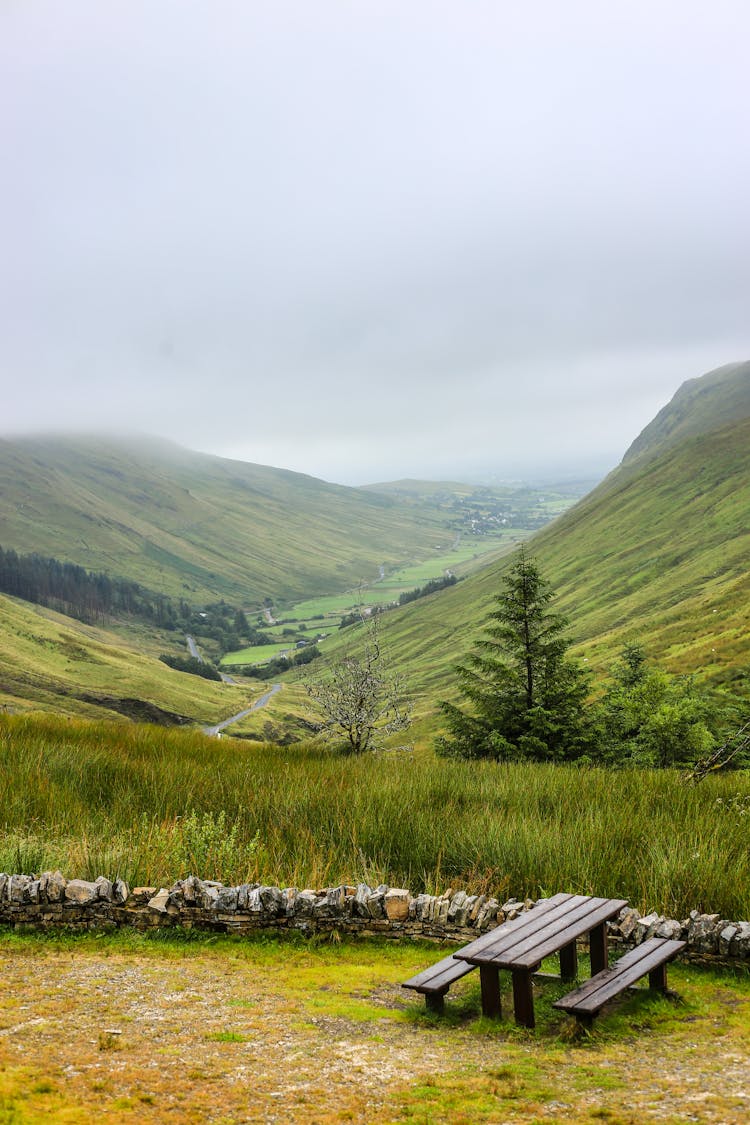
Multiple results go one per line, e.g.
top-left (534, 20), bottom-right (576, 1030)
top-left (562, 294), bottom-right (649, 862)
top-left (453, 892), bottom-right (628, 1028)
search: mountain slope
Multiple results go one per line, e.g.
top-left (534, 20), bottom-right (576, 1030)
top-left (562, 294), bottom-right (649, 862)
top-left (621, 360), bottom-right (750, 466)
top-left (341, 362), bottom-right (750, 712)
top-left (0, 435), bottom-right (446, 605)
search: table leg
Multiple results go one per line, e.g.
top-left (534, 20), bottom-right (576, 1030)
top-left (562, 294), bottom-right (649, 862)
top-left (648, 963), bottom-right (668, 992)
top-left (589, 922), bottom-right (608, 975)
top-left (479, 965), bottom-right (502, 1018)
top-left (559, 939), bottom-right (578, 981)
top-left (511, 969), bottom-right (535, 1029)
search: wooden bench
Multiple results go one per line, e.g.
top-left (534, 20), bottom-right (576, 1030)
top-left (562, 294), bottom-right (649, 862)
top-left (402, 951), bottom-right (477, 1012)
top-left (553, 936), bottom-right (686, 1026)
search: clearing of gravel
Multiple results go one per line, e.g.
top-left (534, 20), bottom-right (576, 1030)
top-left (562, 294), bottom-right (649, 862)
top-left (0, 934), bottom-right (748, 1124)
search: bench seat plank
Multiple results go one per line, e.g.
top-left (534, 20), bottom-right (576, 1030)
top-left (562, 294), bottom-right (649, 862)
top-left (403, 953), bottom-right (476, 994)
top-left (553, 937), bottom-right (686, 1017)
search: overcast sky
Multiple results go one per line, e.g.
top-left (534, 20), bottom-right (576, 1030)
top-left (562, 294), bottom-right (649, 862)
top-left (1, 2), bottom-right (748, 484)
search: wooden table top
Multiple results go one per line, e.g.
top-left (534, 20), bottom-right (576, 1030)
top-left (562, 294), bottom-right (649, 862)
top-left (454, 893), bottom-right (628, 972)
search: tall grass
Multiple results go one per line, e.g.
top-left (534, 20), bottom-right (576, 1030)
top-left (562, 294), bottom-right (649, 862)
top-left (1, 714), bottom-right (748, 919)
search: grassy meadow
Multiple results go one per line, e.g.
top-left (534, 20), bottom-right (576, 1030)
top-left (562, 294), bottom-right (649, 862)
top-left (1, 713), bottom-right (748, 920)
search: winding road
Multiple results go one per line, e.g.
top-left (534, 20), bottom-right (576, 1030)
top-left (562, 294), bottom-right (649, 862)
top-left (185, 634), bottom-right (281, 734)
top-left (202, 683), bottom-right (282, 737)
top-left (186, 634), bottom-right (236, 684)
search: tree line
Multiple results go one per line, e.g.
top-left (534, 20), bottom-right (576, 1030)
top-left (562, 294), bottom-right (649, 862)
top-left (0, 546), bottom-right (270, 657)
top-left (0, 545), bottom-right (180, 627)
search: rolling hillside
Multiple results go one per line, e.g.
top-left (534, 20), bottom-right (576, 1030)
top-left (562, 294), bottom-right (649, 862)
top-left (0, 435), bottom-right (448, 605)
top-left (329, 362), bottom-right (750, 715)
top-left (0, 592), bottom-right (249, 724)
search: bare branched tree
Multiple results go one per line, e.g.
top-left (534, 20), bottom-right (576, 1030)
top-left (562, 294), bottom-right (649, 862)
top-left (684, 718), bottom-right (750, 782)
top-left (305, 618), bottom-right (412, 753)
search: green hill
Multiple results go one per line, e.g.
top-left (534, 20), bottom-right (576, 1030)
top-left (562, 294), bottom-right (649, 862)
top-left (0, 592), bottom-right (247, 724)
top-left (0, 434), bottom-right (448, 606)
top-left (332, 362), bottom-right (750, 717)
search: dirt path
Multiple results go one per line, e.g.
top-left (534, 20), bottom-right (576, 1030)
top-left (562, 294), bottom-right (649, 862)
top-left (0, 938), bottom-right (748, 1124)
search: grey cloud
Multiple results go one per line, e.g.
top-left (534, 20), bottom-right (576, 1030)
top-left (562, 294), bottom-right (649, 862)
top-left (1, 1), bottom-right (749, 483)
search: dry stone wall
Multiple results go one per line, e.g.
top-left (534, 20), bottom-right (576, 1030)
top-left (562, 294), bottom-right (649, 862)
top-left (1, 872), bottom-right (749, 962)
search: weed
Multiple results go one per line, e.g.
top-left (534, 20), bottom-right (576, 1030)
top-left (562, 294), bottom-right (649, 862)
top-left (204, 1030), bottom-right (248, 1043)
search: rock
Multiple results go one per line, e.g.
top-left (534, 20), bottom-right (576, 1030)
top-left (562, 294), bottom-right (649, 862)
top-left (469, 895), bottom-right (487, 924)
top-left (194, 880), bottom-right (221, 910)
top-left (215, 887), bottom-right (239, 913)
top-left (130, 887), bottom-right (158, 906)
top-left (635, 912), bottom-right (662, 942)
top-left (352, 884), bottom-right (372, 917)
top-left (476, 898), bottom-right (500, 931)
top-left (179, 876), bottom-right (198, 905)
top-left (95, 877), bottom-right (114, 903)
top-left (292, 890), bottom-right (318, 919)
top-left (719, 923), bottom-right (738, 955)
top-left (730, 922), bottom-right (750, 956)
top-left (422, 895), bottom-right (438, 923)
top-left (501, 898), bottom-right (523, 920)
top-left (655, 918), bottom-right (683, 940)
top-left (64, 879), bottom-right (100, 905)
top-left (147, 888), bottom-right (171, 913)
top-left (411, 893), bottom-right (432, 922)
top-left (616, 907), bottom-right (641, 941)
top-left (436, 895), bottom-right (451, 926)
top-left (384, 889), bottom-right (410, 922)
top-left (9, 875), bottom-right (34, 903)
top-left (259, 886), bottom-right (284, 916)
top-left (283, 887), bottom-right (299, 916)
top-left (40, 871), bottom-right (67, 903)
top-left (112, 878), bottom-right (129, 904)
top-left (687, 913), bottom-right (721, 953)
top-left (447, 891), bottom-right (469, 926)
top-left (365, 890), bottom-right (386, 919)
top-left (0, 874), bottom-right (7, 902)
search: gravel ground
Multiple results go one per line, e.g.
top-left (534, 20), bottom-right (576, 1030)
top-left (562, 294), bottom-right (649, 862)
top-left (0, 945), bottom-right (748, 1124)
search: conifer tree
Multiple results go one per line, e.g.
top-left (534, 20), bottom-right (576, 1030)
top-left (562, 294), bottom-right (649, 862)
top-left (436, 549), bottom-right (592, 761)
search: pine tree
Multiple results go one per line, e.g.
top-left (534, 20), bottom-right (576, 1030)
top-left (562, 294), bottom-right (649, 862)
top-left (435, 549), bottom-right (592, 761)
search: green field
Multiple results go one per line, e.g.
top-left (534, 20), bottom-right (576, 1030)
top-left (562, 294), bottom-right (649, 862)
top-left (2, 713), bottom-right (749, 920)
top-left (239, 532), bottom-right (527, 664)
top-left (221, 641), bottom-right (295, 666)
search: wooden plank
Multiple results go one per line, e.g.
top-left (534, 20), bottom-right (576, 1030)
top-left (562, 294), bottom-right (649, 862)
top-left (553, 939), bottom-right (685, 1015)
top-left (455, 894), bottom-right (573, 964)
top-left (489, 897), bottom-right (628, 969)
top-left (403, 953), bottom-right (475, 993)
top-left (483, 895), bottom-right (599, 964)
